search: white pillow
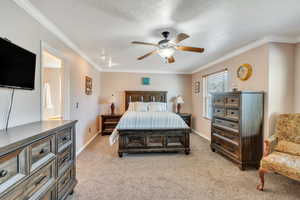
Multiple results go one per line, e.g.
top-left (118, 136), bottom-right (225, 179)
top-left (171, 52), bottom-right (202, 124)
top-left (127, 102), bottom-right (135, 111)
top-left (134, 102), bottom-right (149, 112)
top-left (148, 102), bottom-right (167, 112)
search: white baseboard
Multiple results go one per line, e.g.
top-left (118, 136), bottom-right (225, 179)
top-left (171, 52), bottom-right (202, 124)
top-left (76, 132), bottom-right (99, 157)
top-left (192, 129), bottom-right (211, 141)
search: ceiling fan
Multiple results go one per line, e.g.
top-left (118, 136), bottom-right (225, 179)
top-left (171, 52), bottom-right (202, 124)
top-left (131, 31), bottom-right (205, 64)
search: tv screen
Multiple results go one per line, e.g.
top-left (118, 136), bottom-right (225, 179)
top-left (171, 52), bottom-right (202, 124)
top-left (0, 38), bottom-right (36, 90)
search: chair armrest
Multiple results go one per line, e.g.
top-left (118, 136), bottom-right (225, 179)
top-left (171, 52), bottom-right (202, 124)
top-left (264, 135), bottom-right (278, 156)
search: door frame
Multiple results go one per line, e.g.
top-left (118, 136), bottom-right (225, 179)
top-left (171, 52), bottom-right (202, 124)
top-left (40, 41), bottom-right (70, 120)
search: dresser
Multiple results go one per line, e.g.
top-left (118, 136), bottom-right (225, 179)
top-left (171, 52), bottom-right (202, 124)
top-left (211, 91), bottom-right (264, 170)
top-left (0, 120), bottom-right (77, 200)
top-left (177, 113), bottom-right (191, 127)
top-left (101, 115), bottom-right (122, 135)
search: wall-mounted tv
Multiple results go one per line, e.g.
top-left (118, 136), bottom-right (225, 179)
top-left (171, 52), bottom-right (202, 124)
top-left (0, 38), bottom-right (36, 90)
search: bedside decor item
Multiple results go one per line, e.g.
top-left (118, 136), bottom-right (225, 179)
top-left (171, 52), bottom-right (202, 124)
top-left (257, 114), bottom-right (300, 191)
top-left (237, 64), bottom-right (253, 81)
top-left (142, 77), bottom-right (150, 85)
top-left (211, 91), bottom-right (264, 170)
top-left (194, 81), bottom-right (200, 93)
top-left (176, 96), bottom-right (184, 113)
top-left (109, 94), bottom-right (116, 115)
top-left (85, 76), bottom-right (93, 95)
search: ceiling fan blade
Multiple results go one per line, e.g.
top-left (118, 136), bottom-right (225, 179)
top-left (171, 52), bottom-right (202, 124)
top-left (173, 33), bottom-right (190, 43)
top-left (132, 41), bottom-right (158, 46)
top-left (176, 46), bottom-right (205, 53)
top-left (137, 50), bottom-right (158, 60)
top-left (168, 56), bottom-right (175, 63)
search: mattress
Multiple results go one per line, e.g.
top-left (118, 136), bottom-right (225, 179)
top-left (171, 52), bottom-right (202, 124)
top-left (109, 111), bottom-right (189, 145)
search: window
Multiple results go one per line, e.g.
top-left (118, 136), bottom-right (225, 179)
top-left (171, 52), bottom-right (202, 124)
top-left (202, 70), bottom-right (228, 119)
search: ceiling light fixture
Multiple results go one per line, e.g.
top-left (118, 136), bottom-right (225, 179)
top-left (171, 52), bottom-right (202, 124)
top-left (158, 47), bottom-right (175, 58)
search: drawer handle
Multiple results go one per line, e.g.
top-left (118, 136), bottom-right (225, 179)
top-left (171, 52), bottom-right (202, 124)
top-left (61, 156), bottom-right (69, 165)
top-left (35, 175), bottom-right (47, 186)
top-left (0, 170), bottom-right (8, 178)
top-left (39, 148), bottom-right (46, 154)
top-left (61, 177), bottom-right (69, 185)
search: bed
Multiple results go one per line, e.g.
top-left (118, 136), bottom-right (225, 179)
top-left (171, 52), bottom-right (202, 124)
top-left (110, 91), bottom-right (191, 157)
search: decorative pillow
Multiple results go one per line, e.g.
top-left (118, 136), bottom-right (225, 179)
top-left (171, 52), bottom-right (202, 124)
top-left (127, 102), bottom-right (135, 111)
top-left (275, 140), bottom-right (300, 156)
top-left (134, 102), bottom-right (149, 112)
top-left (148, 102), bottom-right (167, 112)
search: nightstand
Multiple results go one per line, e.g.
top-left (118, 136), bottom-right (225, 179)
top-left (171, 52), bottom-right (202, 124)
top-left (101, 114), bottom-right (122, 135)
top-left (177, 113), bottom-right (192, 127)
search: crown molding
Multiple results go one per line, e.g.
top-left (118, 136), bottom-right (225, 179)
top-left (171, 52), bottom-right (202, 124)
top-left (101, 68), bottom-right (191, 75)
top-left (191, 35), bottom-right (300, 74)
top-left (13, 0), bottom-right (102, 71)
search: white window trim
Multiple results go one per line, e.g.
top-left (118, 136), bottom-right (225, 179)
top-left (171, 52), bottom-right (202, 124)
top-left (202, 70), bottom-right (228, 120)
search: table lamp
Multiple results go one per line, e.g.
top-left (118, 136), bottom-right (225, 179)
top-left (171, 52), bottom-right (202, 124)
top-left (176, 96), bottom-right (184, 113)
top-left (109, 94), bottom-right (116, 115)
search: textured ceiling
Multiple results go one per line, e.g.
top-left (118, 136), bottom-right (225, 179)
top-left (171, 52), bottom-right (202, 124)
top-left (30, 0), bottom-right (300, 73)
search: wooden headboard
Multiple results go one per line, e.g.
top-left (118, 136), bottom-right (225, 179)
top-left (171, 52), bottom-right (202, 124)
top-left (125, 91), bottom-right (167, 110)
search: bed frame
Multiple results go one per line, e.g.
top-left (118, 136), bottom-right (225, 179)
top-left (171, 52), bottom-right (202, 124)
top-left (118, 91), bottom-right (191, 157)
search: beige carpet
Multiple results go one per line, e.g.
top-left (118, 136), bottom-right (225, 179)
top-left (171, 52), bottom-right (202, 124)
top-left (75, 134), bottom-right (300, 200)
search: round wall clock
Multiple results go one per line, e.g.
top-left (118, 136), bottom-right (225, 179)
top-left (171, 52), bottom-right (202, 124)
top-left (237, 64), bottom-right (253, 81)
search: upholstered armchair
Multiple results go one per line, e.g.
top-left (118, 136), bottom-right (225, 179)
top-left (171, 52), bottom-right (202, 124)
top-left (257, 114), bottom-right (300, 191)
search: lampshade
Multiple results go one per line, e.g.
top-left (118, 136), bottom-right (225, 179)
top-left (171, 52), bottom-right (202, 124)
top-left (109, 95), bottom-right (116, 103)
top-left (176, 96), bottom-right (184, 104)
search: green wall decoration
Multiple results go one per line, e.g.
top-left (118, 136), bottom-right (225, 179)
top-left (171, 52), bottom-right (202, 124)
top-left (142, 77), bottom-right (150, 85)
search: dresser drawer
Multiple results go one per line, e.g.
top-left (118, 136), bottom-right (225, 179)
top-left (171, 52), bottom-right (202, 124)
top-left (212, 135), bottom-right (240, 159)
top-left (225, 96), bottom-right (240, 107)
top-left (225, 109), bottom-right (239, 120)
top-left (57, 128), bottom-right (72, 152)
top-left (57, 146), bottom-right (73, 176)
top-left (0, 149), bottom-right (26, 193)
top-left (24, 161), bottom-right (55, 199)
top-left (0, 183), bottom-right (25, 200)
top-left (213, 108), bottom-right (225, 117)
top-left (40, 186), bottom-right (56, 200)
top-left (30, 137), bottom-right (55, 171)
top-left (57, 166), bottom-right (74, 199)
top-left (213, 119), bottom-right (239, 132)
top-left (213, 96), bottom-right (225, 106)
top-left (212, 128), bottom-right (239, 145)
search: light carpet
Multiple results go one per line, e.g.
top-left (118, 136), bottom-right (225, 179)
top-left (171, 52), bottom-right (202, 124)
top-left (74, 134), bottom-right (300, 200)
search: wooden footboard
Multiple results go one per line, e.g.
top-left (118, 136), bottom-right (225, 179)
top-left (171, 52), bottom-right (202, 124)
top-left (117, 128), bottom-right (191, 157)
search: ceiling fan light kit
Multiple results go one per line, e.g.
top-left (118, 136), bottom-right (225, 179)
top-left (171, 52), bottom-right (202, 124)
top-left (132, 31), bottom-right (205, 64)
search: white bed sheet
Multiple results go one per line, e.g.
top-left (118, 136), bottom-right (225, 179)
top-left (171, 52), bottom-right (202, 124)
top-left (109, 111), bottom-right (189, 145)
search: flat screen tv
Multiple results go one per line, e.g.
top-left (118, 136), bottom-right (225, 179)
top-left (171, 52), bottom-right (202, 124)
top-left (0, 38), bottom-right (36, 90)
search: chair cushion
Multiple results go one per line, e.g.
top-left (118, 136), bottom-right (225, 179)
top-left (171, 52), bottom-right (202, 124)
top-left (275, 141), bottom-right (300, 156)
top-left (261, 152), bottom-right (300, 181)
top-left (275, 114), bottom-right (300, 144)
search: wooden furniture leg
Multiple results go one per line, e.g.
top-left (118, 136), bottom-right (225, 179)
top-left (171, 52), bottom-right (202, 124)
top-left (257, 168), bottom-right (268, 191)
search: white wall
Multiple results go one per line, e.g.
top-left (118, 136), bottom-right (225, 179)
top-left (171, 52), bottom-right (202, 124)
top-left (0, 0), bottom-right (101, 153)
top-left (267, 43), bottom-right (295, 135)
top-left (99, 72), bottom-right (192, 114)
top-left (295, 43), bottom-right (300, 113)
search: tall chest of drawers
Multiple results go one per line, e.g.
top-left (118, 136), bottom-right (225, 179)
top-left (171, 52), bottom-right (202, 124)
top-left (211, 91), bottom-right (264, 170)
top-left (0, 120), bottom-right (77, 200)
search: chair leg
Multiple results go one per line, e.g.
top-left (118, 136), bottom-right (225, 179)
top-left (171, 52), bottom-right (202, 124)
top-left (257, 168), bottom-right (268, 191)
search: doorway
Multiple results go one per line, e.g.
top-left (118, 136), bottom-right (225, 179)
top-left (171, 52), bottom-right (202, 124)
top-left (41, 42), bottom-right (70, 120)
